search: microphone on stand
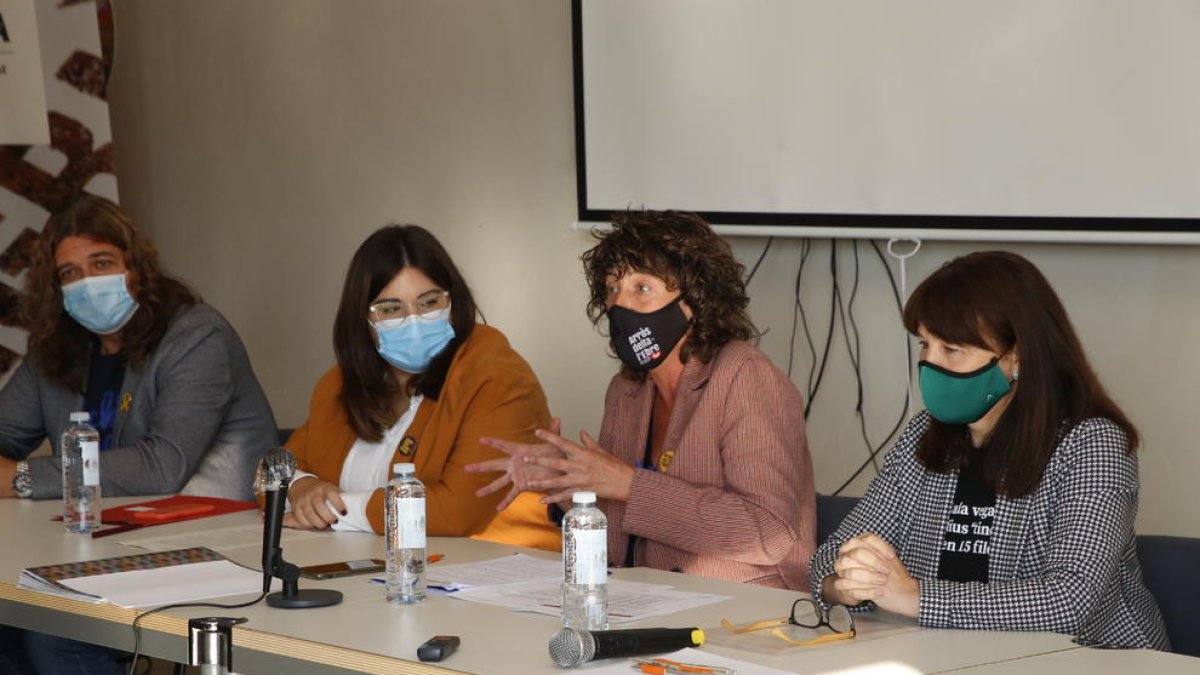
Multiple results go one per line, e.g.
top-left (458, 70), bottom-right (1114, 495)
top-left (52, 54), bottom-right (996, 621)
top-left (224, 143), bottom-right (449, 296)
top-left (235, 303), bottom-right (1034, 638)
top-left (548, 627), bottom-right (705, 667)
top-left (255, 448), bottom-right (343, 609)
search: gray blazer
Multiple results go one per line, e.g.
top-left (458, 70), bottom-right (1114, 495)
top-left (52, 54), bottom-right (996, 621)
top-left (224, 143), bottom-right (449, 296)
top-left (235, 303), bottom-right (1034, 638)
top-left (0, 304), bottom-right (277, 500)
top-left (811, 412), bottom-right (1169, 651)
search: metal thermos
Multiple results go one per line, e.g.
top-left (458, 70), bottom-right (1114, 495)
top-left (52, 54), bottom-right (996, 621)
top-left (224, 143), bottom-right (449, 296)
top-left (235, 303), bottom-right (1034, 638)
top-left (188, 616), bottom-right (245, 675)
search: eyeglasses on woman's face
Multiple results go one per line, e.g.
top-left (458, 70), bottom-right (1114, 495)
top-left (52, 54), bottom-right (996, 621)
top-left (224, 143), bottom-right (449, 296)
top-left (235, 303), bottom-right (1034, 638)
top-left (368, 289), bottom-right (450, 323)
top-left (720, 597), bottom-right (856, 647)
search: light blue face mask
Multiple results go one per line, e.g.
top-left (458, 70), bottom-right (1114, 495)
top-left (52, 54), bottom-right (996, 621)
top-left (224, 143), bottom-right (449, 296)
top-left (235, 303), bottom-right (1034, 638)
top-left (62, 273), bottom-right (140, 335)
top-left (371, 307), bottom-right (455, 373)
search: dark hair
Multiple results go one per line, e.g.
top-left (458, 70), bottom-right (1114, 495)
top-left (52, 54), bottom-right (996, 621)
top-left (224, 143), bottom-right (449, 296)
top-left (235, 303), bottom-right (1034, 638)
top-left (903, 250), bottom-right (1137, 498)
top-left (581, 210), bottom-right (757, 378)
top-left (22, 194), bottom-right (197, 391)
top-left (334, 224), bottom-right (477, 442)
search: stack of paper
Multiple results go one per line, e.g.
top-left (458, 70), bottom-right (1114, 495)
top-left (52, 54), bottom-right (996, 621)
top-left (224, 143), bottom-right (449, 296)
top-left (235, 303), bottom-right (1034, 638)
top-left (393, 553), bottom-right (732, 623)
top-left (19, 547), bottom-right (267, 608)
top-left (424, 553), bottom-right (562, 591)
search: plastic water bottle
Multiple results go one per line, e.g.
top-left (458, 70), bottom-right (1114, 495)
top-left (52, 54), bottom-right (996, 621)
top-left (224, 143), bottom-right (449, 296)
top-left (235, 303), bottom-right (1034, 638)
top-left (385, 463), bottom-right (426, 605)
top-left (562, 491), bottom-right (608, 629)
top-left (61, 411), bottom-right (101, 534)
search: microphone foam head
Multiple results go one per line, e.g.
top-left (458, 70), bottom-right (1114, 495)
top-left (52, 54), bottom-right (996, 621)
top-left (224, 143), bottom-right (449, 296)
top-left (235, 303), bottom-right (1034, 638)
top-left (255, 447), bottom-right (297, 493)
top-left (548, 627), bottom-right (595, 668)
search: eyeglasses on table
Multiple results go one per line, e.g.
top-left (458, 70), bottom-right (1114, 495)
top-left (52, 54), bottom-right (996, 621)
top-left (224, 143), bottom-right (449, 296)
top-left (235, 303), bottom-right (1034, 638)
top-left (721, 597), bottom-right (856, 647)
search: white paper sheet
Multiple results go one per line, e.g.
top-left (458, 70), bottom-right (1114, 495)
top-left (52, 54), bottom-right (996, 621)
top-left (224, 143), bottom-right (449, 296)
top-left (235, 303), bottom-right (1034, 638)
top-left (57, 560), bottom-right (267, 608)
top-left (421, 553), bottom-right (563, 591)
top-left (452, 578), bottom-right (729, 624)
top-left (572, 647), bottom-right (796, 675)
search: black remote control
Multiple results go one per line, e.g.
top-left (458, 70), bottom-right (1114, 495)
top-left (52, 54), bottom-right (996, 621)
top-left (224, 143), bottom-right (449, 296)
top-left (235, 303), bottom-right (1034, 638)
top-left (417, 635), bottom-right (461, 662)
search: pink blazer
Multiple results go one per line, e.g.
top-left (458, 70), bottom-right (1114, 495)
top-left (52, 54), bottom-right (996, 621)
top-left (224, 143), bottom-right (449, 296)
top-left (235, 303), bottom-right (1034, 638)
top-left (597, 341), bottom-right (815, 589)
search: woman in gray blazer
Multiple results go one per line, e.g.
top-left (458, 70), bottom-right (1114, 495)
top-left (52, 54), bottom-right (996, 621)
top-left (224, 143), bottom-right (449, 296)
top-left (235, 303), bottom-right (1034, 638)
top-left (0, 192), bottom-right (274, 502)
top-left (811, 251), bottom-right (1168, 650)
top-left (0, 194), bottom-right (278, 675)
top-left (0, 195), bottom-right (277, 505)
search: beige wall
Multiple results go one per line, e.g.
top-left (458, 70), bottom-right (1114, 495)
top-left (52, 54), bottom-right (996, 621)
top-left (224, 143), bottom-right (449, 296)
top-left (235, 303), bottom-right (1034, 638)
top-left (107, 0), bottom-right (1198, 537)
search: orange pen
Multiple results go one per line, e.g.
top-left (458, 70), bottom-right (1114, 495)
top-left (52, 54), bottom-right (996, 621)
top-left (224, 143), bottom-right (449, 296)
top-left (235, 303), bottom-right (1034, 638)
top-left (632, 658), bottom-right (733, 675)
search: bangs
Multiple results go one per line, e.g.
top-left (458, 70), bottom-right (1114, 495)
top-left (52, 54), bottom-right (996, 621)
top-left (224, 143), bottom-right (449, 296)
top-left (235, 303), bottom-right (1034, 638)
top-left (903, 267), bottom-right (999, 351)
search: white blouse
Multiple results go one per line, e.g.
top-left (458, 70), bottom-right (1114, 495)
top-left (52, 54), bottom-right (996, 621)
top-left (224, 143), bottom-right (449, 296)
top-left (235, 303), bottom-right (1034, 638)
top-left (292, 394), bottom-right (424, 532)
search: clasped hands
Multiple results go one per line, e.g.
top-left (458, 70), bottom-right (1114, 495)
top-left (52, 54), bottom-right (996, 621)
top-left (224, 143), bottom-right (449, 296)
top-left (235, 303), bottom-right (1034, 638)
top-left (824, 533), bottom-right (920, 618)
top-left (466, 418), bottom-right (634, 508)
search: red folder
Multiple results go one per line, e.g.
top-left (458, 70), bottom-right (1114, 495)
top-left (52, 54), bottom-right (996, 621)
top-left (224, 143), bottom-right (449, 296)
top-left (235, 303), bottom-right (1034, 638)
top-left (85, 495), bottom-right (259, 537)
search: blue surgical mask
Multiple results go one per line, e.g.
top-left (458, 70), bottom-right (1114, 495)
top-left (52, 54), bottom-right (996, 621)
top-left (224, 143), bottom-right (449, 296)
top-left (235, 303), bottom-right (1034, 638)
top-left (62, 273), bottom-right (140, 335)
top-left (372, 307), bottom-right (455, 373)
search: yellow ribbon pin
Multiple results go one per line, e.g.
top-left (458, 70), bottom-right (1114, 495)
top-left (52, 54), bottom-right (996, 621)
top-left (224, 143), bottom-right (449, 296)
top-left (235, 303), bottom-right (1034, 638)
top-left (657, 450), bottom-right (675, 473)
top-left (398, 436), bottom-right (417, 457)
top-left (119, 392), bottom-right (133, 413)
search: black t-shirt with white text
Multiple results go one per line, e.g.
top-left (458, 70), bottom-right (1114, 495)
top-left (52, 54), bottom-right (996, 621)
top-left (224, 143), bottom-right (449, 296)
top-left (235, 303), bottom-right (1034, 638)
top-left (937, 461), bottom-right (997, 582)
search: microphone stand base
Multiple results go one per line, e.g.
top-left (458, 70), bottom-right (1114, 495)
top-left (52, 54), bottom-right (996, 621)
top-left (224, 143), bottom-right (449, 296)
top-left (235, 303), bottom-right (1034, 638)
top-left (266, 589), bottom-right (343, 609)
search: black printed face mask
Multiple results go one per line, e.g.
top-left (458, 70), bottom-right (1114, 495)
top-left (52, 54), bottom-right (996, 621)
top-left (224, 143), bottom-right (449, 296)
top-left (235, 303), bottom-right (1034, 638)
top-left (606, 296), bottom-right (690, 371)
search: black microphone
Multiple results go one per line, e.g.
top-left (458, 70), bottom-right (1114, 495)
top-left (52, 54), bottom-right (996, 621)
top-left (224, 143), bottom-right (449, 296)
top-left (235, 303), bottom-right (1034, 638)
top-left (256, 447), bottom-right (294, 594)
top-left (254, 448), bottom-right (342, 609)
top-left (548, 627), bottom-right (705, 667)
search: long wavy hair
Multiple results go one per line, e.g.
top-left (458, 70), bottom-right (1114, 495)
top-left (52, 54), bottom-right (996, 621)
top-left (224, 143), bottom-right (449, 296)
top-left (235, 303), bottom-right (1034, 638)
top-left (334, 225), bottom-right (478, 442)
top-left (903, 250), bottom-right (1137, 498)
top-left (582, 210), bottom-right (758, 379)
top-left (22, 194), bottom-right (197, 391)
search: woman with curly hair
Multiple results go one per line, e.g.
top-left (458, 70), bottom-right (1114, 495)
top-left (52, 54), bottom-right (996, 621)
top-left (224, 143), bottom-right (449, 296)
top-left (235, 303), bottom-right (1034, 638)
top-left (0, 194), bottom-right (277, 503)
top-left (0, 194), bottom-right (278, 675)
top-left (469, 210), bottom-right (815, 588)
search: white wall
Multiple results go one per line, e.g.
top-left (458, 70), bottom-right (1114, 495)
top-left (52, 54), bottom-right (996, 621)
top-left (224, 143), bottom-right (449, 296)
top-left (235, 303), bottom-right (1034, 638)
top-left (738, 238), bottom-right (1200, 538)
top-left (107, 0), bottom-right (1199, 537)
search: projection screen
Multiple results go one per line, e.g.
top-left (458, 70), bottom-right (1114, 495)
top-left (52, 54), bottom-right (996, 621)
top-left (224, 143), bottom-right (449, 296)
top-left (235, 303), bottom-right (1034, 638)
top-left (574, 0), bottom-right (1200, 243)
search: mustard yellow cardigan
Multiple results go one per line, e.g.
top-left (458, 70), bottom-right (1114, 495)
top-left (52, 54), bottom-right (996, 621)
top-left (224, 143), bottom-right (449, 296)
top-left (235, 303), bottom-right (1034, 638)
top-left (285, 325), bottom-right (560, 551)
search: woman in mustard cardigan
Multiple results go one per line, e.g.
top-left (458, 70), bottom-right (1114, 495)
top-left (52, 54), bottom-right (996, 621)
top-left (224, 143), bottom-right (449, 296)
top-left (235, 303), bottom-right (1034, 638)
top-left (279, 224), bottom-right (559, 550)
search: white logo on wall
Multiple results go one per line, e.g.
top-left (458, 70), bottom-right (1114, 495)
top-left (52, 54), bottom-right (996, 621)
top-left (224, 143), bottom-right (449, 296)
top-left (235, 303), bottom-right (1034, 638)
top-left (0, 0), bottom-right (119, 387)
top-left (0, 0), bottom-right (50, 144)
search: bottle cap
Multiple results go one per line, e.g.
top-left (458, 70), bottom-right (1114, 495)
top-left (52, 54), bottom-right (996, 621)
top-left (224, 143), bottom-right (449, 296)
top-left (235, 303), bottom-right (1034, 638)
top-left (572, 491), bottom-right (597, 504)
top-left (394, 463), bottom-right (416, 475)
top-left (69, 412), bottom-right (90, 423)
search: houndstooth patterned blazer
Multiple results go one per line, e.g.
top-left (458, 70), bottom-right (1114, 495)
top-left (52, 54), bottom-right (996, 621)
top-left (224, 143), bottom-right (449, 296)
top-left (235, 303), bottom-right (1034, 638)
top-left (597, 341), bottom-right (816, 589)
top-left (810, 412), bottom-right (1169, 650)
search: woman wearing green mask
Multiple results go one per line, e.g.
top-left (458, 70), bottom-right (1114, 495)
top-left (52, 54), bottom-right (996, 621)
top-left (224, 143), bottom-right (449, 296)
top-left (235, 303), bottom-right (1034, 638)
top-left (810, 251), bottom-right (1168, 651)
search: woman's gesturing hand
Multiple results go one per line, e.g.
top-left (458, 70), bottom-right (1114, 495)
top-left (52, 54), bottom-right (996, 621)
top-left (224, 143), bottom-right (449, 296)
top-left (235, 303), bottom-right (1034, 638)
top-left (468, 419), bottom-right (567, 510)
top-left (522, 428), bottom-right (635, 505)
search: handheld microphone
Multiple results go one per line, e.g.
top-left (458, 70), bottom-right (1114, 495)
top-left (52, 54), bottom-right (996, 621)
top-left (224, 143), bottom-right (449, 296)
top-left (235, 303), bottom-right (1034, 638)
top-left (255, 448), bottom-right (342, 609)
top-left (548, 627), bottom-right (705, 667)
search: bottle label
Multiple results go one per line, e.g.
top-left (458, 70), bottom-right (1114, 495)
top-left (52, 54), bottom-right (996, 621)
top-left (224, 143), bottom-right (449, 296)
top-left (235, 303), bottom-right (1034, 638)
top-left (571, 529), bottom-right (607, 585)
top-left (397, 497), bottom-right (426, 548)
top-left (81, 441), bottom-right (100, 486)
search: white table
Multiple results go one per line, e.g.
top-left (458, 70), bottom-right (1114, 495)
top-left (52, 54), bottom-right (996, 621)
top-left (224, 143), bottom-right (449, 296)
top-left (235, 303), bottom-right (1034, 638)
top-left (0, 498), bottom-right (1191, 674)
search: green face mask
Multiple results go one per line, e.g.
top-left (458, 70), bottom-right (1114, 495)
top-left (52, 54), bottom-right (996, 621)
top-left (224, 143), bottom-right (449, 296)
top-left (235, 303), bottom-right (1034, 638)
top-left (918, 357), bottom-right (1013, 425)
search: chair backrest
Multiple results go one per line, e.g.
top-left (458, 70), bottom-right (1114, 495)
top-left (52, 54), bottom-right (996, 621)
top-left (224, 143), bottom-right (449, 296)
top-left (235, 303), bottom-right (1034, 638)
top-left (816, 494), bottom-right (860, 545)
top-left (1136, 534), bottom-right (1200, 657)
